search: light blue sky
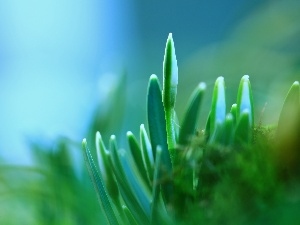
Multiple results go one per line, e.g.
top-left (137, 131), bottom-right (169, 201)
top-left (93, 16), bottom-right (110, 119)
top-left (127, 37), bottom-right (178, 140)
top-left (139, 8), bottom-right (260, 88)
top-left (0, 0), bottom-right (137, 164)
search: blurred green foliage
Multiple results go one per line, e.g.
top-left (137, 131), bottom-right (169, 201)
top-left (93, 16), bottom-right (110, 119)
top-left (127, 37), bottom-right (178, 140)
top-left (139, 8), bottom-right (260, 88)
top-left (0, 76), bottom-right (126, 225)
top-left (178, 0), bottom-right (300, 125)
top-left (0, 138), bottom-right (106, 224)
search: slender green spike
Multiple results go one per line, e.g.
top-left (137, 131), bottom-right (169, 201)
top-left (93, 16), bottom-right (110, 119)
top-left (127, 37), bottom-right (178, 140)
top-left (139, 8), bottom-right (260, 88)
top-left (109, 135), bottom-right (151, 225)
top-left (234, 110), bottom-right (251, 145)
top-left (237, 75), bottom-right (254, 128)
top-left (276, 81), bottom-right (300, 169)
top-left (163, 33), bottom-right (178, 153)
top-left (82, 139), bottom-right (120, 225)
top-left (127, 131), bottom-right (151, 190)
top-left (163, 33), bottom-right (178, 110)
top-left (123, 205), bottom-right (139, 225)
top-left (140, 124), bottom-right (154, 184)
top-left (210, 77), bottom-right (226, 135)
top-left (178, 82), bottom-right (206, 146)
top-left (223, 113), bottom-right (234, 146)
top-left (230, 103), bottom-right (237, 125)
top-left (95, 132), bottom-right (121, 210)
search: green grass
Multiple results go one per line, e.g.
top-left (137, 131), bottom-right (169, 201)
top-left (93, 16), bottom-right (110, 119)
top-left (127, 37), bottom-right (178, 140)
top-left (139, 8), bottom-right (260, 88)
top-left (83, 34), bottom-right (300, 225)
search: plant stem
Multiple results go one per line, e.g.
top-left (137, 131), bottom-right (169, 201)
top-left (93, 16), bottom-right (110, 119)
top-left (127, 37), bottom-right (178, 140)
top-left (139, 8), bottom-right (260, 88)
top-left (165, 108), bottom-right (176, 161)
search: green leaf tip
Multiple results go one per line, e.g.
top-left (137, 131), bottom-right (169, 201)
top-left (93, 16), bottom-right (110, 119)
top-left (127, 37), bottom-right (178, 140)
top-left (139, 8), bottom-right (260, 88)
top-left (237, 75), bottom-right (254, 128)
top-left (110, 135), bottom-right (117, 142)
top-left (163, 33), bottom-right (178, 109)
top-left (150, 74), bottom-right (158, 81)
top-left (293, 81), bottom-right (300, 86)
top-left (163, 33), bottom-right (178, 153)
top-left (210, 76), bottom-right (226, 135)
top-left (230, 103), bottom-right (237, 124)
top-left (126, 131), bottom-right (133, 137)
top-left (198, 82), bottom-right (207, 90)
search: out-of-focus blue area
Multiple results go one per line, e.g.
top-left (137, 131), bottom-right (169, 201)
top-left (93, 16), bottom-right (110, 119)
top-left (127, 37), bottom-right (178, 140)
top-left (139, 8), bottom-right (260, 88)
top-left (0, 0), bottom-right (136, 163)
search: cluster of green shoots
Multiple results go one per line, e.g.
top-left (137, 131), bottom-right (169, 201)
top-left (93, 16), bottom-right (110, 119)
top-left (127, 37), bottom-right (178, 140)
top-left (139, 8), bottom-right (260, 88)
top-left (82, 34), bottom-right (300, 225)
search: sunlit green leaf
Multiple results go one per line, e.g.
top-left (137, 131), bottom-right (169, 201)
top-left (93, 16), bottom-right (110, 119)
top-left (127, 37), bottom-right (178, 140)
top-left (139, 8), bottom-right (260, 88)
top-left (236, 75), bottom-right (254, 128)
top-left (163, 33), bottom-right (178, 152)
top-left (210, 76), bottom-right (226, 136)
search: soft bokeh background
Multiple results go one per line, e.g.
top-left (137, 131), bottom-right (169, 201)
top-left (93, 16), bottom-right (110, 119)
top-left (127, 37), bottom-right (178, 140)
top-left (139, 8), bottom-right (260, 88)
top-left (0, 0), bottom-right (299, 224)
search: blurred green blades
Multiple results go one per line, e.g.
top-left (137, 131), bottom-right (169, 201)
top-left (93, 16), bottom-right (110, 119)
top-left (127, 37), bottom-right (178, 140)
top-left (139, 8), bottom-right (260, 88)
top-left (236, 75), bottom-right (254, 128)
top-left (163, 33), bottom-right (178, 152)
top-left (147, 74), bottom-right (173, 204)
top-left (95, 132), bottom-right (120, 208)
top-left (277, 81), bottom-right (300, 135)
top-left (234, 110), bottom-right (251, 145)
top-left (210, 77), bottom-right (226, 136)
top-left (109, 135), bottom-right (151, 225)
top-left (178, 82), bottom-right (206, 146)
top-left (276, 81), bottom-right (300, 170)
top-left (140, 124), bottom-right (154, 184)
top-left (127, 131), bottom-right (151, 190)
top-left (82, 139), bottom-right (120, 225)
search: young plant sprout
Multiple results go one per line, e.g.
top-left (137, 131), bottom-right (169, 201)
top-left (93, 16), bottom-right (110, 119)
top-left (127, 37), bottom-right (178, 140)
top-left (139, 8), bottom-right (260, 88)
top-left (82, 34), bottom-right (300, 225)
